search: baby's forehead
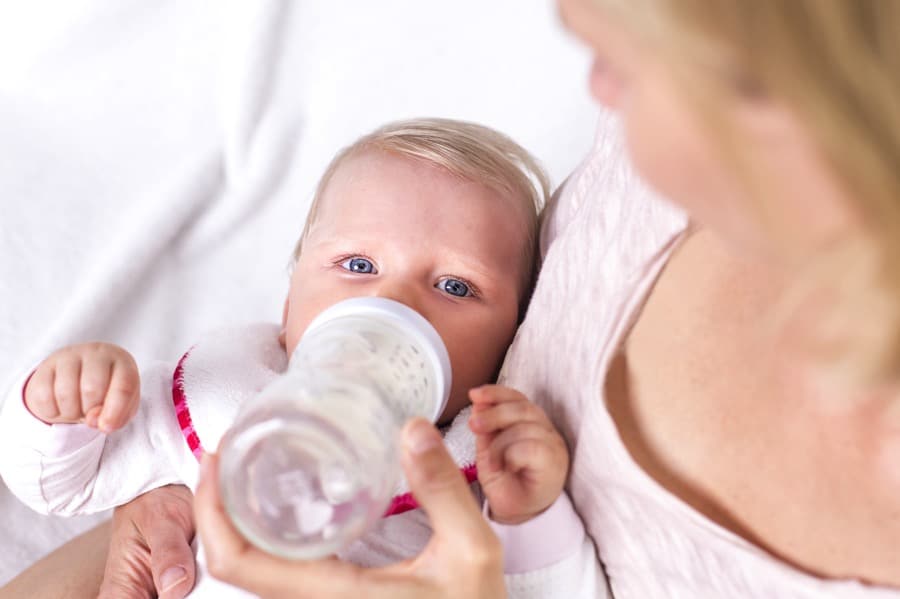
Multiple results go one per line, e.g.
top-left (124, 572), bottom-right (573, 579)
top-left (325, 148), bottom-right (455, 188)
top-left (314, 153), bottom-right (533, 256)
top-left (318, 151), bottom-right (524, 221)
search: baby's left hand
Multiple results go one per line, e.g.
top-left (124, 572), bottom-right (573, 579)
top-left (468, 385), bottom-right (569, 525)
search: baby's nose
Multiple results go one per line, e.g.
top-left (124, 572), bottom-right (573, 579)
top-left (371, 281), bottom-right (425, 317)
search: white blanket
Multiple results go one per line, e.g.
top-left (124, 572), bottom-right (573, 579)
top-left (0, 0), bottom-right (598, 585)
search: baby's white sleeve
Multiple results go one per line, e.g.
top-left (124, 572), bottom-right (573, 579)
top-left (0, 362), bottom-right (191, 516)
top-left (490, 494), bottom-right (612, 599)
top-left (502, 538), bottom-right (610, 599)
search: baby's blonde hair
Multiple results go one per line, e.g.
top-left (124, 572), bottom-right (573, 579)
top-left (293, 118), bottom-right (550, 311)
top-left (595, 0), bottom-right (900, 384)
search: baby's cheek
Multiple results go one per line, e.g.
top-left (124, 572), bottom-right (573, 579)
top-left (457, 341), bottom-right (505, 389)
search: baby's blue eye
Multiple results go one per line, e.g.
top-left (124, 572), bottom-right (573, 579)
top-left (341, 257), bottom-right (376, 274)
top-left (437, 278), bottom-right (471, 298)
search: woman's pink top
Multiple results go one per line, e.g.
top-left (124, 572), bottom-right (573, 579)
top-left (499, 115), bottom-right (899, 598)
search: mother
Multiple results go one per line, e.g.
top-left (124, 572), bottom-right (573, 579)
top-left (11, 0), bottom-right (900, 597)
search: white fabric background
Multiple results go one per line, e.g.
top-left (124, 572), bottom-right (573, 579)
top-left (0, 0), bottom-right (598, 584)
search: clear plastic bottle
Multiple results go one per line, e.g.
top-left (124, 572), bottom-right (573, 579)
top-left (218, 297), bottom-right (451, 560)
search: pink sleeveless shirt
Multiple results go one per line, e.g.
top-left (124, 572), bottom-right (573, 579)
top-left (498, 115), bottom-right (899, 598)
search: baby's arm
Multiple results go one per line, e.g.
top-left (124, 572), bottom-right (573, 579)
top-left (0, 344), bottom-right (188, 516)
top-left (469, 385), bottom-right (610, 598)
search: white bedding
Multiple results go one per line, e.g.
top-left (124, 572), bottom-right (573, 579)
top-left (0, 0), bottom-right (597, 584)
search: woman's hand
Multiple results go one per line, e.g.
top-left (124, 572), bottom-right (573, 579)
top-left (98, 484), bottom-right (197, 599)
top-left (195, 418), bottom-right (507, 599)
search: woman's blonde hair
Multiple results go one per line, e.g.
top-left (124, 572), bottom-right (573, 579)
top-left (292, 118), bottom-right (550, 310)
top-left (596, 0), bottom-right (900, 384)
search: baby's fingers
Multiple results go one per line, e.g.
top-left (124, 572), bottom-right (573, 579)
top-left (24, 363), bottom-right (60, 422)
top-left (469, 385), bottom-right (526, 408)
top-left (469, 396), bottom-right (552, 435)
top-left (482, 423), bottom-right (552, 473)
top-left (97, 354), bottom-right (140, 432)
top-left (498, 433), bottom-right (563, 477)
top-left (80, 350), bottom-right (113, 428)
top-left (53, 353), bottom-right (85, 421)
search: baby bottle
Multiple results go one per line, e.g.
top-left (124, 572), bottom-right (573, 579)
top-left (218, 297), bottom-right (451, 560)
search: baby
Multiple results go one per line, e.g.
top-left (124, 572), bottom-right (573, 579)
top-left (0, 119), bottom-right (572, 597)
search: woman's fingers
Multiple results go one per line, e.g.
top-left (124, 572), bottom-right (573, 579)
top-left (194, 452), bottom-right (260, 588)
top-left (195, 452), bottom-right (392, 598)
top-left (99, 485), bottom-right (196, 599)
top-left (195, 420), bottom-right (507, 599)
top-left (394, 419), bottom-right (506, 599)
top-left (142, 487), bottom-right (197, 599)
top-left (195, 453), bottom-right (326, 596)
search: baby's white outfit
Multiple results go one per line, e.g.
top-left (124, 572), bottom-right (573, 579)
top-left (0, 324), bottom-right (595, 598)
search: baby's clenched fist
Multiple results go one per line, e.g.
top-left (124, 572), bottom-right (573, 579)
top-left (24, 343), bottom-right (140, 432)
top-left (468, 385), bottom-right (569, 525)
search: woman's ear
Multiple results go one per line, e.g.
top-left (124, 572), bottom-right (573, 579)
top-left (278, 297), bottom-right (289, 348)
top-left (735, 92), bottom-right (793, 143)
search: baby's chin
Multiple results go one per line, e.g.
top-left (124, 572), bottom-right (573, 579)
top-left (435, 399), bottom-right (468, 427)
top-left (436, 415), bottom-right (458, 429)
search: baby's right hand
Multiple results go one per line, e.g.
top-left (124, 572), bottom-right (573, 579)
top-left (23, 343), bottom-right (140, 432)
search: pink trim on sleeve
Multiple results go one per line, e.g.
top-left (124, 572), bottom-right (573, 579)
top-left (171, 348), bottom-right (203, 461)
top-left (487, 493), bottom-right (586, 574)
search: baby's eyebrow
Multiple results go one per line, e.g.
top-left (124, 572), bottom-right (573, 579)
top-left (307, 238), bottom-right (373, 252)
top-left (443, 257), bottom-right (514, 289)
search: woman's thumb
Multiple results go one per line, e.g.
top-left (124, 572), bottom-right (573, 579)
top-left (400, 418), bottom-right (494, 544)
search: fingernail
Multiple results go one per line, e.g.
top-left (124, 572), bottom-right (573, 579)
top-left (403, 419), bottom-right (441, 454)
top-left (160, 566), bottom-right (187, 593)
